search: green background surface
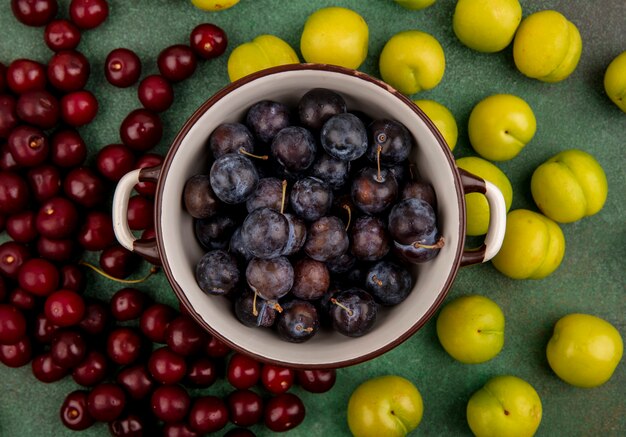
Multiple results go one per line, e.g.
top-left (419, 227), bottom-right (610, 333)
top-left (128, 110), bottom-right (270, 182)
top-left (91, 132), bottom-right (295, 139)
top-left (1, 0), bottom-right (625, 436)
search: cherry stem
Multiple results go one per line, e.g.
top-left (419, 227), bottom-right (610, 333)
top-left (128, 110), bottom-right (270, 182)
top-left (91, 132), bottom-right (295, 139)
top-left (331, 298), bottom-right (354, 316)
top-left (412, 235), bottom-right (445, 250)
top-left (342, 204), bottom-right (352, 231)
top-left (238, 148), bottom-right (268, 160)
top-left (371, 275), bottom-right (383, 286)
top-left (376, 144), bottom-right (383, 183)
top-left (280, 179), bottom-right (287, 215)
top-left (79, 261), bottom-right (159, 284)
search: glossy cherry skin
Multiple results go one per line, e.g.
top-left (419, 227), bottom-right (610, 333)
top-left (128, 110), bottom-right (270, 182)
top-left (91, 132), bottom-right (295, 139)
top-left (33, 312), bottom-right (61, 343)
top-left (45, 19), bottom-right (81, 51)
top-left (78, 299), bottom-right (110, 335)
top-left (163, 423), bottom-right (199, 437)
top-left (32, 352), bottom-right (68, 382)
top-left (0, 172), bottom-right (30, 215)
top-left (120, 109), bottom-right (163, 151)
top-left (0, 241), bottom-right (31, 279)
top-left (134, 153), bottom-right (163, 197)
top-left (106, 327), bottom-right (143, 365)
top-left (0, 145), bottom-right (20, 171)
top-left (264, 393), bottom-right (306, 432)
top-left (0, 304), bottom-right (27, 344)
top-left (96, 144), bottom-right (135, 181)
top-left (60, 264), bottom-right (85, 293)
top-left (63, 167), bottom-right (106, 208)
top-left (0, 337), bottom-right (33, 367)
top-left (27, 164), bottom-right (62, 202)
top-left (165, 315), bottom-right (207, 357)
top-left (50, 329), bottom-right (86, 368)
top-left (17, 257), bottom-right (59, 297)
top-left (87, 382), bottom-right (126, 422)
top-left (227, 353), bottom-right (261, 390)
top-left (261, 365), bottom-right (295, 394)
top-left (227, 389), bottom-right (263, 427)
top-left (105, 48), bottom-right (141, 88)
top-left (72, 349), bottom-right (108, 386)
top-left (11, 0), bottom-right (58, 27)
top-left (60, 390), bottom-right (95, 431)
top-left (190, 23), bottom-right (228, 60)
top-left (16, 90), bottom-right (60, 129)
top-left (185, 357), bottom-right (218, 387)
top-left (6, 211), bottom-right (37, 243)
top-left (6, 59), bottom-right (46, 94)
top-left (47, 50), bottom-right (90, 92)
top-left (45, 289), bottom-right (85, 327)
top-left (78, 210), bottom-right (115, 251)
top-left (36, 196), bottom-right (79, 239)
top-left (140, 303), bottom-right (176, 343)
top-left (138, 75), bottom-right (173, 113)
top-left (8, 288), bottom-right (37, 311)
top-left (296, 368), bottom-right (337, 393)
top-left (109, 413), bottom-right (149, 437)
top-left (150, 384), bottom-right (191, 423)
top-left (127, 195), bottom-right (154, 230)
top-left (157, 45), bottom-right (197, 83)
top-left (110, 288), bottom-right (147, 321)
top-left (7, 125), bottom-right (49, 167)
top-left (188, 396), bottom-right (229, 433)
top-left (99, 245), bottom-right (141, 279)
top-left (148, 346), bottom-right (187, 385)
top-left (0, 96), bottom-right (19, 139)
top-left (69, 0), bottom-right (109, 29)
top-left (61, 90), bottom-right (98, 126)
top-left (50, 129), bottom-right (87, 168)
top-left (205, 335), bottom-right (231, 358)
top-left (116, 364), bottom-right (155, 400)
top-left (37, 237), bottom-right (77, 262)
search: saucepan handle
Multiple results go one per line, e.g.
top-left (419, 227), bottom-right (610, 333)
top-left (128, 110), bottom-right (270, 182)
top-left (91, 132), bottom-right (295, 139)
top-left (112, 166), bottom-right (162, 265)
top-left (459, 169), bottom-right (507, 266)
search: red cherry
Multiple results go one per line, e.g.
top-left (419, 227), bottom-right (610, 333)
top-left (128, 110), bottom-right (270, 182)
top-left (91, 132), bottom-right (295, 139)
top-left (37, 236), bottom-right (77, 262)
top-left (61, 90), bottom-right (98, 126)
top-left (0, 304), bottom-right (28, 344)
top-left (205, 335), bottom-right (231, 358)
top-left (33, 312), bottom-right (61, 343)
top-left (134, 153), bottom-right (163, 197)
top-left (150, 384), bottom-right (191, 423)
top-left (227, 353), bottom-right (261, 390)
top-left (0, 171), bottom-right (30, 215)
top-left (109, 414), bottom-right (150, 437)
top-left (47, 50), bottom-right (90, 92)
top-left (226, 389), bottom-right (263, 427)
top-left (78, 210), bottom-right (115, 251)
top-left (163, 423), bottom-right (199, 437)
top-left (264, 393), bottom-right (305, 432)
top-left (120, 109), bottom-right (163, 152)
top-left (7, 125), bottom-right (49, 167)
top-left (186, 357), bottom-right (218, 388)
top-left (6, 211), bottom-right (38, 243)
top-left (72, 349), bottom-right (108, 386)
top-left (11, 0), bottom-right (58, 27)
top-left (106, 327), bottom-right (143, 365)
top-left (60, 390), bottom-right (94, 431)
top-left (261, 365), bottom-right (295, 394)
top-left (50, 329), bottom-right (86, 368)
top-left (165, 315), bottom-right (207, 357)
top-left (60, 264), bottom-right (86, 293)
top-left (8, 288), bottom-right (37, 311)
top-left (148, 346), bottom-right (187, 385)
top-left (138, 75), bottom-right (174, 113)
top-left (296, 368), bottom-right (337, 393)
top-left (87, 382), bottom-right (126, 422)
top-left (116, 364), bottom-right (155, 400)
top-left (0, 241), bottom-right (32, 279)
top-left (44, 19), bottom-right (81, 51)
top-left (140, 303), bottom-right (176, 343)
top-left (96, 144), bottom-right (135, 181)
top-left (127, 195), bottom-right (154, 230)
top-left (7, 59), bottom-right (46, 94)
top-left (105, 48), bottom-right (141, 88)
top-left (188, 396), bottom-right (229, 434)
top-left (141, 227), bottom-right (156, 240)
top-left (45, 289), bottom-right (85, 326)
top-left (18, 257), bottom-right (59, 296)
top-left (36, 196), bottom-right (79, 239)
top-left (190, 23), bottom-right (228, 60)
top-left (16, 90), bottom-right (60, 129)
top-left (157, 45), bottom-right (197, 83)
top-left (27, 164), bottom-right (62, 202)
top-left (50, 129), bottom-right (87, 168)
top-left (110, 287), bottom-right (147, 321)
top-left (0, 337), bottom-right (33, 367)
top-left (0, 96), bottom-right (19, 139)
top-left (78, 299), bottom-right (110, 335)
top-left (99, 245), bottom-right (141, 279)
top-left (69, 0), bottom-right (109, 30)
top-left (63, 167), bottom-right (106, 208)
top-left (32, 352), bottom-right (68, 382)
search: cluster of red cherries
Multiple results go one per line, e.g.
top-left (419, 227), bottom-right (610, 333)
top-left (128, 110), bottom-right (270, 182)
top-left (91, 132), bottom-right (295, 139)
top-left (1, 0), bottom-right (337, 435)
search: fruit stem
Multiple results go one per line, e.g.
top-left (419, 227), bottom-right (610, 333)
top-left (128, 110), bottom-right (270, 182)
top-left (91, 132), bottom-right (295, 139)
top-left (408, 162), bottom-right (416, 181)
top-left (296, 325), bottom-right (314, 333)
top-left (79, 261), bottom-right (159, 283)
top-left (271, 301), bottom-right (283, 313)
top-left (238, 148), bottom-right (268, 160)
top-left (280, 179), bottom-right (287, 215)
top-left (342, 204), bottom-right (352, 231)
top-left (330, 298), bottom-right (354, 316)
top-left (252, 290), bottom-right (259, 316)
top-left (371, 275), bottom-right (383, 286)
top-left (412, 235), bottom-right (445, 250)
top-left (376, 144), bottom-right (383, 183)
